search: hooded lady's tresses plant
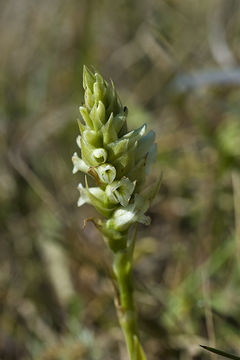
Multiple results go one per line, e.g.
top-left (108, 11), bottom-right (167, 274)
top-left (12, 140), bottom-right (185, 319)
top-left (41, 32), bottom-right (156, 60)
top-left (72, 66), bottom-right (159, 360)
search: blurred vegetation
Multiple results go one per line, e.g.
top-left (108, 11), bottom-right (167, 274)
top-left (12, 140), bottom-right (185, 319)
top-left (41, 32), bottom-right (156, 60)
top-left (1, 0), bottom-right (240, 359)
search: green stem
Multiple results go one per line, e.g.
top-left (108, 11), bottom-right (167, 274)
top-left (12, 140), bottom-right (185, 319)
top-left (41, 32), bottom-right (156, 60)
top-left (113, 248), bottom-right (146, 360)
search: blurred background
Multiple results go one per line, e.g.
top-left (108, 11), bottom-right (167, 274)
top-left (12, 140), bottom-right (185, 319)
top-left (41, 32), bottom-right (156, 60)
top-left (1, 0), bottom-right (240, 359)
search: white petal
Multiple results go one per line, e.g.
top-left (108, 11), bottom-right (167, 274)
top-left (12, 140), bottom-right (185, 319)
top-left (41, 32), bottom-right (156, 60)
top-left (76, 136), bottom-right (81, 149)
top-left (72, 152), bottom-right (89, 174)
top-left (77, 183), bottom-right (89, 206)
top-left (77, 183), bottom-right (105, 207)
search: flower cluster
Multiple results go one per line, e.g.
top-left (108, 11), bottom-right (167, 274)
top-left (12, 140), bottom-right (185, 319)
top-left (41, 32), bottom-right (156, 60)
top-left (72, 66), bottom-right (159, 243)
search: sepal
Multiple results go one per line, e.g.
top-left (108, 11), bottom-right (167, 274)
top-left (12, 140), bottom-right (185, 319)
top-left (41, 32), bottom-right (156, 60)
top-left (136, 130), bottom-right (155, 161)
top-left (83, 65), bottom-right (95, 91)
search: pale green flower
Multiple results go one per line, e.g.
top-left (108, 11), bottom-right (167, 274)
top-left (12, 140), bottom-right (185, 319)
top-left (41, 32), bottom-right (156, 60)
top-left (106, 194), bottom-right (151, 232)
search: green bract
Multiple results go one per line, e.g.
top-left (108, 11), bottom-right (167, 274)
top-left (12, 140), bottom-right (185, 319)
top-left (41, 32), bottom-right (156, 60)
top-left (72, 66), bottom-right (159, 240)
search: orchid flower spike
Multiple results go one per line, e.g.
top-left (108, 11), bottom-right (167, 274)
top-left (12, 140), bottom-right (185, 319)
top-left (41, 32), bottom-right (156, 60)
top-left (72, 66), bottom-right (159, 246)
top-left (72, 65), bottom-right (160, 360)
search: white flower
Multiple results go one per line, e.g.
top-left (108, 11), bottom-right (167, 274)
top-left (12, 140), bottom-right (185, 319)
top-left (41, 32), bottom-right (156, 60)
top-left (77, 183), bottom-right (105, 207)
top-left (95, 164), bottom-right (116, 184)
top-left (72, 152), bottom-right (89, 174)
top-left (106, 178), bottom-right (136, 207)
top-left (106, 194), bottom-right (151, 232)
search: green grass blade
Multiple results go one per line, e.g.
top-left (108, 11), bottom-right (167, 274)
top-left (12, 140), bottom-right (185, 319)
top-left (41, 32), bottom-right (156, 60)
top-left (201, 345), bottom-right (240, 360)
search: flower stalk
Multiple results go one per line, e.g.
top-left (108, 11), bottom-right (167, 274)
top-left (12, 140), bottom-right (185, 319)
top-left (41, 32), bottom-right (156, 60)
top-left (72, 66), bottom-right (159, 359)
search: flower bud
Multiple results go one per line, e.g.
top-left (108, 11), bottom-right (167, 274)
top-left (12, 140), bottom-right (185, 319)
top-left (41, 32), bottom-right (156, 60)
top-left (83, 65), bottom-right (95, 91)
top-left (82, 129), bottom-right (101, 148)
top-left (93, 78), bottom-right (105, 103)
top-left (84, 88), bottom-right (94, 109)
top-left (96, 100), bottom-right (106, 124)
top-left (79, 106), bottom-right (93, 128)
top-left (90, 103), bottom-right (103, 130)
